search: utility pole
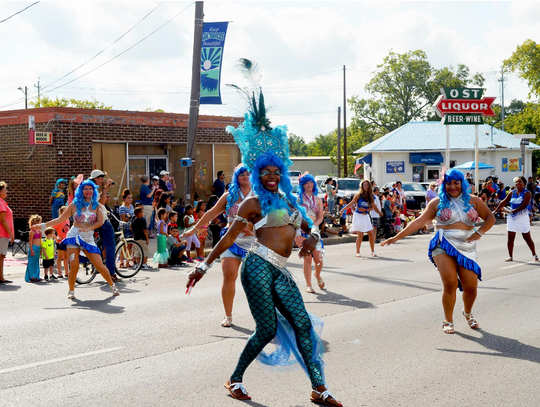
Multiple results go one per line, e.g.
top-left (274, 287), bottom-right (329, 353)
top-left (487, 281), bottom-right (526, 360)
top-left (185, 1), bottom-right (204, 204)
top-left (34, 78), bottom-right (41, 107)
top-left (343, 65), bottom-right (347, 178)
top-left (337, 107), bottom-right (341, 177)
top-left (498, 66), bottom-right (505, 131)
top-left (17, 86), bottom-right (28, 109)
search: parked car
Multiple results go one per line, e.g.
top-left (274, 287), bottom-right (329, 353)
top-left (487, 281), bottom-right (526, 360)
top-left (382, 181), bottom-right (427, 210)
top-left (335, 178), bottom-right (362, 200)
top-left (288, 170), bottom-right (302, 183)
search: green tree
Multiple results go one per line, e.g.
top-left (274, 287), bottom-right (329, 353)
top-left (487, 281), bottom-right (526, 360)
top-left (349, 50), bottom-right (484, 133)
top-left (30, 96), bottom-right (113, 109)
top-left (288, 133), bottom-right (308, 156)
top-left (504, 39), bottom-right (540, 98)
top-left (144, 107), bottom-right (165, 113)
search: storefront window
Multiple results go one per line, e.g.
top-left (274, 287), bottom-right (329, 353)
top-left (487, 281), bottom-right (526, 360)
top-left (194, 144), bottom-right (213, 201)
top-left (92, 143), bottom-right (127, 207)
top-left (214, 144), bottom-right (241, 186)
top-left (412, 165), bottom-right (424, 182)
top-left (427, 168), bottom-right (440, 180)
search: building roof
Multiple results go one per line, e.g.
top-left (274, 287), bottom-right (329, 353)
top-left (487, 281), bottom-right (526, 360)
top-left (354, 121), bottom-right (539, 153)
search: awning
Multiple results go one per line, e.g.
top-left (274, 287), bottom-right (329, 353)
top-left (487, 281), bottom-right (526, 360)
top-left (409, 152), bottom-right (444, 164)
top-left (358, 154), bottom-right (372, 165)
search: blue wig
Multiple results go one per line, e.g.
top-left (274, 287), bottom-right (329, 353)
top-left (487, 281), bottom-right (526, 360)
top-left (298, 174), bottom-right (318, 206)
top-left (226, 164), bottom-right (250, 214)
top-left (437, 168), bottom-right (472, 215)
top-left (251, 153), bottom-right (312, 227)
top-left (73, 179), bottom-right (100, 216)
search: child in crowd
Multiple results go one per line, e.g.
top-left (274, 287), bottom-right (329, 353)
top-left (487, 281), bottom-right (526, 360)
top-left (194, 201), bottom-right (207, 261)
top-left (50, 179), bottom-right (66, 219)
top-left (153, 208), bottom-right (169, 268)
top-left (339, 197), bottom-right (349, 237)
top-left (183, 205), bottom-right (200, 263)
top-left (166, 225), bottom-right (188, 266)
top-left (25, 215), bottom-right (43, 283)
top-left (393, 208), bottom-right (402, 233)
top-left (42, 228), bottom-right (57, 281)
top-left (168, 211), bottom-right (178, 228)
top-left (132, 207), bottom-right (153, 270)
top-left (53, 205), bottom-right (70, 278)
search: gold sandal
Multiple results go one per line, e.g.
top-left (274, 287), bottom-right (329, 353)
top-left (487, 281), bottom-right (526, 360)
top-left (221, 316), bottom-right (233, 327)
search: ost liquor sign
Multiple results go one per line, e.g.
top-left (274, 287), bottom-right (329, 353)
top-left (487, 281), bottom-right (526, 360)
top-left (433, 87), bottom-right (496, 125)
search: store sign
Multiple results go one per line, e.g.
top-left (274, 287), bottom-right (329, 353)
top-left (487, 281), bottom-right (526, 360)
top-left (386, 161), bottom-right (405, 174)
top-left (433, 87), bottom-right (496, 125)
top-left (34, 131), bottom-right (53, 145)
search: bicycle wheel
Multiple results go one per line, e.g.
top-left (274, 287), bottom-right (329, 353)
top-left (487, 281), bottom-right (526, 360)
top-left (115, 239), bottom-right (144, 278)
top-left (76, 258), bottom-right (97, 284)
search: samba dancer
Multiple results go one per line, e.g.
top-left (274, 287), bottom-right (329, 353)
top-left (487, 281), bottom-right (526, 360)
top-left (295, 173), bottom-right (326, 293)
top-left (182, 164), bottom-right (255, 327)
top-left (382, 169), bottom-right (495, 334)
top-left (186, 59), bottom-right (342, 406)
top-left (33, 180), bottom-right (120, 299)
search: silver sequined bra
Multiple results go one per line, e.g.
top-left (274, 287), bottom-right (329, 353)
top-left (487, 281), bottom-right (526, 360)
top-left (250, 242), bottom-right (288, 269)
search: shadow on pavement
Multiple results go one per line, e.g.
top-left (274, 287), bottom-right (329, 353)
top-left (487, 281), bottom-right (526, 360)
top-left (439, 329), bottom-right (540, 364)
top-left (305, 289), bottom-right (374, 310)
top-left (0, 284), bottom-right (21, 291)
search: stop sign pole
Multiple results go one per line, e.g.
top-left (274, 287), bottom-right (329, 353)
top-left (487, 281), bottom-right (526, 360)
top-left (433, 87), bottom-right (497, 193)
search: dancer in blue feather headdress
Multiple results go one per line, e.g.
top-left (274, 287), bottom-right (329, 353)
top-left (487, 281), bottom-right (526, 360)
top-left (31, 179), bottom-right (120, 300)
top-left (182, 163), bottom-right (255, 328)
top-left (382, 167), bottom-right (495, 335)
top-left (186, 59), bottom-right (343, 406)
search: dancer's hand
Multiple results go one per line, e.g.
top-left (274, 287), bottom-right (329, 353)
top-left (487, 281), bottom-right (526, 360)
top-left (299, 236), bottom-right (317, 258)
top-left (380, 237), bottom-right (397, 247)
top-left (186, 268), bottom-right (204, 288)
top-left (181, 227), bottom-right (197, 238)
top-left (242, 228), bottom-right (255, 237)
top-left (466, 232), bottom-right (482, 243)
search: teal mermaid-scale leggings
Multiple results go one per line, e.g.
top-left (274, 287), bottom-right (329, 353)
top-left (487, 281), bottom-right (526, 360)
top-left (230, 252), bottom-right (325, 387)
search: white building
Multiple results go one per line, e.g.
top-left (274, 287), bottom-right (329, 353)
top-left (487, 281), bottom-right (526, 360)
top-left (354, 121), bottom-right (539, 187)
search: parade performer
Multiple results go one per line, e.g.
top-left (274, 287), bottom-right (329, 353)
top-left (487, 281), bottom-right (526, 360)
top-left (186, 59), bottom-right (342, 406)
top-left (182, 164), bottom-right (255, 327)
top-left (295, 173), bottom-right (325, 293)
top-left (382, 169), bottom-right (495, 334)
top-left (493, 176), bottom-right (539, 262)
top-left (340, 180), bottom-right (377, 257)
top-left (32, 180), bottom-right (120, 299)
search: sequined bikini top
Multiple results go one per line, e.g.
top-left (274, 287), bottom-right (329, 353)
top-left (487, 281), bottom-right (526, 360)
top-left (253, 208), bottom-right (303, 231)
top-left (436, 197), bottom-right (479, 227)
top-left (300, 193), bottom-right (319, 219)
top-left (73, 207), bottom-right (98, 227)
top-left (227, 189), bottom-right (255, 223)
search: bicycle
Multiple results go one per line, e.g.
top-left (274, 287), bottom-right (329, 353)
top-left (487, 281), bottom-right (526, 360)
top-left (76, 213), bottom-right (144, 284)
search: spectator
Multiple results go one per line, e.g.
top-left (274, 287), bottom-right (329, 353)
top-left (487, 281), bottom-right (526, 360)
top-left (0, 181), bottom-right (14, 284)
top-left (24, 215), bottom-right (43, 283)
top-left (131, 207), bottom-right (152, 270)
top-left (168, 211), bottom-right (179, 228)
top-left (153, 208), bottom-right (169, 268)
top-left (53, 205), bottom-right (70, 278)
top-left (370, 187), bottom-right (384, 243)
top-left (212, 170), bottom-right (226, 198)
top-left (158, 170), bottom-right (172, 192)
top-left (393, 181), bottom-right (405, 210)
top-left (167, 224), bottom-right (188, 266)
top-left (324, 178), bottom-right (337, 215)
top-left (526, 176), bottom-right (535, 194)
top-left (206, 195), bottom-right (222, 248)
top-left (194, 201), bottom-right (208, 261)
top-left (426, 182), bottom-right (438, 203)
top-left (498, 182), bottom-right (507, 200)
top-left (50, 178), bottom-right (67, 219)
top-left (139, 175), bottom-right (157, 227)
top-left (89, 169), bottom-right (122, 282)
top-left (183, 205), bottom-right (200, 262)
top-left (118, 189), bottom-right (135, 238)
top-left (42, 228), bottom-right (57, 281)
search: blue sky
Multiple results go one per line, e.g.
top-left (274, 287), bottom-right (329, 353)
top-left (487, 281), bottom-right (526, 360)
top-left (0, 1), bottom-right (538, 141)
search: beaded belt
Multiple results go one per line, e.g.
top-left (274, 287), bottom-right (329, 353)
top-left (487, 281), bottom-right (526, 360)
top-left (250, 242), bottom-right (288, 269)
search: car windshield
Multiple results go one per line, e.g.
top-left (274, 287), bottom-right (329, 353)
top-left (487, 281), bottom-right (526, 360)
top-left (338, 180), bottom-right (361, 190)
top-left (402, 183), bottom-right (425, 192)
top-left (288, 171), bottom-right (301, 177)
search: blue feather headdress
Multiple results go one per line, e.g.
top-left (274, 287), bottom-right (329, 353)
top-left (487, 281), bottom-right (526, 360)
top-left (226, 58), bottom-right (293, 172)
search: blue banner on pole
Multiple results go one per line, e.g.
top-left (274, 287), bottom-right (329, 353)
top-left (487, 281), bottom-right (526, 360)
top-left (200, 22), bottom-right (228, 105)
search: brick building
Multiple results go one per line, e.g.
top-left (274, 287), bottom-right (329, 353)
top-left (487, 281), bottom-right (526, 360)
top-left (0, 107), bottom-right (241, 228)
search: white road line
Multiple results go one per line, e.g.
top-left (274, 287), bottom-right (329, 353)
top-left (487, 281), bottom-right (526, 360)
top-left (500, 262), bottom-right (534, 270)
top-left (0, 346), bottom-right (124, 374)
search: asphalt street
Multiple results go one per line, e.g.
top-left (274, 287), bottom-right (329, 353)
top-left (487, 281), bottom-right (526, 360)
top-left (1, 223), bottom-right (539, 407)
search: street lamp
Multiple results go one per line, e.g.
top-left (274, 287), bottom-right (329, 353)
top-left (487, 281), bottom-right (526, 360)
top-left (17, 86), bottom-right (28, 109)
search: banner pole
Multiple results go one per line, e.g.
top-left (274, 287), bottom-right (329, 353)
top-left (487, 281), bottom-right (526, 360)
top-left (446, 124), bottom-right (450, 171)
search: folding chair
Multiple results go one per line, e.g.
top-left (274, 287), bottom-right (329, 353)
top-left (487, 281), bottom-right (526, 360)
top-left (11, 230), bottom-right (29, 256)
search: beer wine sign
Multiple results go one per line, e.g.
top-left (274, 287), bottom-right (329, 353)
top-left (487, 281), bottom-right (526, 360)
top-left (433, 87), bottom-right (496, 124)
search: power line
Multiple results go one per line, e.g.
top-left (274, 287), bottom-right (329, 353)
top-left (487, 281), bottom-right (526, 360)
top-left (0, 2), bottom-right (194, 109)
top-left (41, 2), bottom-right (165, 93)
top-left (0, 1), bottom-right (39, 24)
